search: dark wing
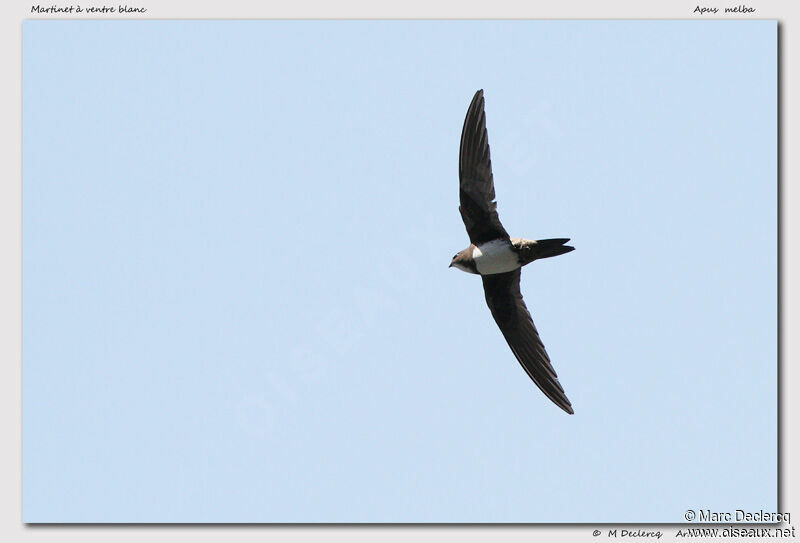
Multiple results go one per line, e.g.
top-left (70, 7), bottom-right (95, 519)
top-left (481, 269), bottom-right (574, 414)
top-left (459, 90), bottom-right (510, 245)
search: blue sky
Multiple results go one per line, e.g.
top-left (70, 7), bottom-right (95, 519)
top-left (22, 20), bottom-right (776, 522)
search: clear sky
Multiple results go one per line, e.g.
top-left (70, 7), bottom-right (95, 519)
top-left (22, 20), bottom-right (776, 522)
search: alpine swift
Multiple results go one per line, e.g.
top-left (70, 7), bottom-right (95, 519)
top-left (449, 90), bottom-right (575, 414)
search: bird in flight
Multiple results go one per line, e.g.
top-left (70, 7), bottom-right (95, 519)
top-left (449, 90), bottom-right (575, 414)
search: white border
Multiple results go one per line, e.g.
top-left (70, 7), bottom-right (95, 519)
top-left (4, 1), bottom-right (795, 541)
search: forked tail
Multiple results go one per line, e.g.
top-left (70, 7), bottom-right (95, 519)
top-left (534, 238), bottom-right (575, 259)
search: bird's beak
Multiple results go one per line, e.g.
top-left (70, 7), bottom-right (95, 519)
top-left (448, 262), bottom-right (454, 268)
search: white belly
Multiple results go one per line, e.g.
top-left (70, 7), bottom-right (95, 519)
top-left (472, 240), bottom-right (520, 275)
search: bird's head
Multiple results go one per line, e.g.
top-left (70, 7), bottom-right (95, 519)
top-left (449, 248), bottom-right (478, 274)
